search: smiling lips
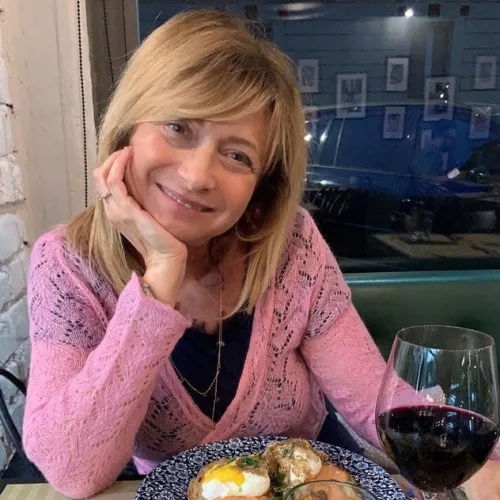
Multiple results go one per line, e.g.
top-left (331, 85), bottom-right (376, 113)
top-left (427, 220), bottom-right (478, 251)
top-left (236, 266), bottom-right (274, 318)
top-left (156, 183), bottom-right (214, 212)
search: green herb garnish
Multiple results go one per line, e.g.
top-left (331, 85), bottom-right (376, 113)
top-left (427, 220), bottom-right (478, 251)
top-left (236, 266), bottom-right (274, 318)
top-left (282, 447), bottom-right (293, 458)
top-left (271, 471), bottom-right (286, 492)
top-left (236, 455), bottom-right (261, 468)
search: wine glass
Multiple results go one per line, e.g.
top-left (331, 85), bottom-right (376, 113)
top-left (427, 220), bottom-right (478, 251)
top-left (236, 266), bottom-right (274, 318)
top-left (284, 480), bottom-right (377, 499)
top-left (376, 325), bottom-right (500, 499)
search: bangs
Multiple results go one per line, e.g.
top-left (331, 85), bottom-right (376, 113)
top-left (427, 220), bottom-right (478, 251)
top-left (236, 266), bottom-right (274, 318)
top-left (137, 61), bottom-right (285, 176)
top-left (120, 15), bottom-right (295, 175)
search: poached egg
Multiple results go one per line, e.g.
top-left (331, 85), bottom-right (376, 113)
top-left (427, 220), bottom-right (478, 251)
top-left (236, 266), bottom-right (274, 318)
top-left (201, 457), bottom-right (270, 499)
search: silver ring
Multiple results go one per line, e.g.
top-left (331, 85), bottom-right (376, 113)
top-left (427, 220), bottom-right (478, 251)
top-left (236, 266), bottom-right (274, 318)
top-left (98, 191), bottom-right (112, 201)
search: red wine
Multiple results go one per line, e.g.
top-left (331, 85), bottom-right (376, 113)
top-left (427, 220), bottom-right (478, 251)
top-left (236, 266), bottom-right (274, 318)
top-left (377, 405), bottom-right (499, 492)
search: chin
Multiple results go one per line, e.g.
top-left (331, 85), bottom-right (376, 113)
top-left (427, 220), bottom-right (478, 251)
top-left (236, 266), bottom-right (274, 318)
top-left (154, 219), bottom-right (212, 247)
top-left (155, 215), bottom-right (235, 248)
top-left (167, 228), bottom-right (209, 247)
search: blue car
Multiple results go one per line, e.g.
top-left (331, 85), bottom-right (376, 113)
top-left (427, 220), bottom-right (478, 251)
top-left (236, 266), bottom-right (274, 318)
top-left (305, 103), bottom-right (500, 241)
top-left (306, 103), bottom-right (500, 199)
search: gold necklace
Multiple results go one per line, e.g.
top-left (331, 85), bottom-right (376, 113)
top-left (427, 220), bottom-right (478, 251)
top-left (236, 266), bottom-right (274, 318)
top-left (170, 279), bottom-right (223, 425)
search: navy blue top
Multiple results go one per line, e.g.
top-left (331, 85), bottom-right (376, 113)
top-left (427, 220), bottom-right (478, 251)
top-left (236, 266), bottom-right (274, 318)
top-left (171, 312), bottom-right (254, 422)
top-left (170, 312), bottom-right (363, 454)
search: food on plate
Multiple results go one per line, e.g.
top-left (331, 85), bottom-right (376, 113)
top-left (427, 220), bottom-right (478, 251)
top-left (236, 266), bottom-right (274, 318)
top-left (287, 481), bottom-right (362, 500)
top-left (188, 439), bottom-right (358, 499)
top-left (188, 455), bottom-right (272, 500)
top-left (263, 439), bottom-right (356, 491)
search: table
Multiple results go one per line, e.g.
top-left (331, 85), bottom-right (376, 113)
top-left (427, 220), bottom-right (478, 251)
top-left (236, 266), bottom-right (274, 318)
top-left (0, 480), bottom-right (141, 500)
top-left (0, 476), bottom-right (468, 499)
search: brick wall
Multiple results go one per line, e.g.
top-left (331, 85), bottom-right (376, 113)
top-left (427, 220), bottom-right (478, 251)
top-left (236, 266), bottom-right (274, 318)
top-left (0, 50), bottom-right (29, 471)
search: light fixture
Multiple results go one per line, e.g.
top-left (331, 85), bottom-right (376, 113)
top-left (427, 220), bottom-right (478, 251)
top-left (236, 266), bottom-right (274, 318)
top-left (405, 8), bottom-right (415, 17)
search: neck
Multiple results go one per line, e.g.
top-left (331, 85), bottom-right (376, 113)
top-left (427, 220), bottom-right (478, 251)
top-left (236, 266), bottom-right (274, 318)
top-left (185, 234), bottom-right (243, 282)
top-left (185, 243), bottom-right (212, 279)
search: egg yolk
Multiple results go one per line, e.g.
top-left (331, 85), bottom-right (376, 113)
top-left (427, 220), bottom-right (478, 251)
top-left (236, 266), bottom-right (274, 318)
top-left (204, 464), bottom-right (246, 487)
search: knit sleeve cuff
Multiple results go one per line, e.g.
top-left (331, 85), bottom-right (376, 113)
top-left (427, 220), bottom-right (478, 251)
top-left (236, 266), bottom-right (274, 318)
top-left (110, 273), bottom-right (192, 361)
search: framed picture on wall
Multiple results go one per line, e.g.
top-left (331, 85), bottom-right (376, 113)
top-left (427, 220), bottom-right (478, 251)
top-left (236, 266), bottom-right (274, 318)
top-left (336, 73), bottom-right (367, 118)
top-left (474, 56), bottom-right (497, 90)
top-left (424, 76), bottom-right (455, 121)
top-left (298, 59), bottom-right (319, 93)
top-left (386, 57), bottom-right (409, 92)
top-left (383, 106), bottom-right (406, 139)
top-left (469, 106), bottom-right (492, 140)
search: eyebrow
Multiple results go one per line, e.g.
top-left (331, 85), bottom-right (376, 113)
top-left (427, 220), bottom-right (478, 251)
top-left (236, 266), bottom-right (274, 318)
top-left (222, 136), bottom-right (259, 154)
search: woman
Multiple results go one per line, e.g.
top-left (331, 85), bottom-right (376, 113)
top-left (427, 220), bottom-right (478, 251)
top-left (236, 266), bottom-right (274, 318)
top-left (23, 9), bottom-right (499, 500)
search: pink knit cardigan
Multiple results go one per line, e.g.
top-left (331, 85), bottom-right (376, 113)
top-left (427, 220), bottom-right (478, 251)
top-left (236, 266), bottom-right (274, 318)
top-left (23, 208), bottom-right (387, 498)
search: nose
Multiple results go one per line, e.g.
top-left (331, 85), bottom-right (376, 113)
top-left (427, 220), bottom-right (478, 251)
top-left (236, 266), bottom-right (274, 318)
top-left (177, 143), bottom-right (217, 192)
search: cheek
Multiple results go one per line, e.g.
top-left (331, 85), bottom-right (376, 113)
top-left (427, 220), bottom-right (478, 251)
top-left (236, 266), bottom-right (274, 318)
top-left (127, 137), bottom-right (170, 193)
top-left (220, 179), bottom-right (257, 218)
top-left (130, 134), bottom-right (170, 176)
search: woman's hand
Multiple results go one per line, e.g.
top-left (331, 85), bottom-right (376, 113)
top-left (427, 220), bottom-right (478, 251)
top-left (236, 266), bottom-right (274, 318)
top-left (93, 146), bottom-right (187, 305)
top-left (462, 460), bottom-right (500, 500)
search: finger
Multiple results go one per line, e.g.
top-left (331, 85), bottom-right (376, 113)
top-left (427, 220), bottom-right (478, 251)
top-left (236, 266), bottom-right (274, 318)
top-left (93, 150), bottom-right (122, 199)
top-left (106, 146), bottom-right (134, 205)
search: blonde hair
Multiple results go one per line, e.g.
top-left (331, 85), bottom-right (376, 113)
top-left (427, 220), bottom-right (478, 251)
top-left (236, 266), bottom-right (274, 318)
top-left (66, 9), bottom-right (307, 314)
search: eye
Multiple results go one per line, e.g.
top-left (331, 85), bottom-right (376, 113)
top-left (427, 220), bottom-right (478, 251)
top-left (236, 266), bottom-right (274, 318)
top-left (165, 121), bottom-right (188, 135)
top-left (162, 121), bottom-right (196, 146)
top-left (228, 151), bottom-right (253, 169)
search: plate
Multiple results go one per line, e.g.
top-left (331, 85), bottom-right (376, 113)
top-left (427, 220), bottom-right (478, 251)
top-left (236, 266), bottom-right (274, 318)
top-left (135, 436), bottom-right (405, 499)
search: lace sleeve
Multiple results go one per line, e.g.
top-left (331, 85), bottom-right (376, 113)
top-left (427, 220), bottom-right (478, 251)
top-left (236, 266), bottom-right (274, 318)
top-left (304, 228), bottom-right (351, 339)
top-left (301, 237), bottom-right (386, 448)
top-left (23, 235), bottom-right (190, 498)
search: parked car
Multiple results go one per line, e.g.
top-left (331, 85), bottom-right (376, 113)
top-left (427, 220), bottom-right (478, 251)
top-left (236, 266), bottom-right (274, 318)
top-left (306, 103), bottom-right (500, 199)
top-left (304, 103), bottom-right (500, 261)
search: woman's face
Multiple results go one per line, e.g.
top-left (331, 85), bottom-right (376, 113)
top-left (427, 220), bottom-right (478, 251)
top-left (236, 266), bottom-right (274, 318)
top-left (127, 111), bottom-right (267, 247)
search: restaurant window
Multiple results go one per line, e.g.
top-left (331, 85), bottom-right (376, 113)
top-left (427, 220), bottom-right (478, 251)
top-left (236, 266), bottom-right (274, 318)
top-left (138, 0), bottom-right (500, 273)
